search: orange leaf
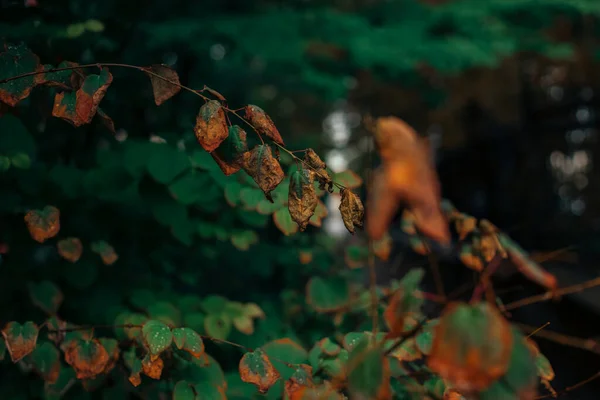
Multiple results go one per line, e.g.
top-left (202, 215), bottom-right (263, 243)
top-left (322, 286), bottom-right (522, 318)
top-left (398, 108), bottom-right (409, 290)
top-left (194, 100), bottom-right (229, 153)
top-left (239, 348), bottom-right (280, 393)
top-left (142, 354), bottom-right (164, 379)
top-left (24, 206), bottom-right (60, 243)
top-left (367, 117), bottom-right (449, 245)
top-left (244, 105), bottom-right (284, 145)
top-left (1, 321), bottom-right (39, 362)
top-left (145, 64), bottom-right (181, 106)
top-left (64, 339), bottom-right (110, 380)
top-left (57, 238), bottom-right (83, 263)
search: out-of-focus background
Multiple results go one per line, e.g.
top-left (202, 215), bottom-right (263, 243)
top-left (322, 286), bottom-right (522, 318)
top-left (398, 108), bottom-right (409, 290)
top-left (2, 0), bottom-right (600, 398)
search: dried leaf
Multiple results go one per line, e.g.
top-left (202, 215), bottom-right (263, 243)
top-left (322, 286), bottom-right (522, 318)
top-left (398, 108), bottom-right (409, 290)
top-left (459, 244), bottom-right (483, 271)
top-left (211, 125), bottom-right (248, 175)
top-left (304, 149), bottom-right (333, 192)
top-left (239, 348), bottom-right (280, 393)
top-left (373, 231), bottom-right (392, 261)
top-left (367, 117), bottom-right (449, 245)
top-left (1, 321), bottom-right (39, 362)
top-left (288, 168), bottom-right (318, 231)
top-left (142, 354), bottom-right (164, 379)
top-left (204, 86), bottom-right (227, 102)
top-left (64, 338), bottom-right (110, 379)
top-left (57, 237), bottom-right (83, 263)
top-left (145, 64), bottom-right (181, 106)
top-left (90, 240), bottom-right (118, 265)
top-left (35, 61), bottom-right (81, 90)
top-left (428, 302), bottom-right (513, 392)
top-left (244, 104), bottom-right (284, 145)
top-left (52, 69), bottom-right (113, 126)
top-left (284, 364), bottom-right (315, 400)
top-left (339, 188), bottom-right (364, 234)
top-left (24, 206), bottom-right (60, 243)
top-left (194, 100), bottom-right (229, 152)
top-left (242, 144), bottom-right (284, 202)
top-left (455, 213), bottom-right (477, 240)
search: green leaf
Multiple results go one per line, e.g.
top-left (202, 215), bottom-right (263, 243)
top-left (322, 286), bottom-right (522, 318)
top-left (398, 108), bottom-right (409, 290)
top-left (535, 352), bottom-right (554, 381)
top-left (28, 281), bottom-right (63, 315)
top-left (0, 115), bottom-right (36, 158)
top-left (306, 276), bottom-right (350, 313)
top-left (84, 19), bottom-right (105, 33)
top-left (29, 342), bottom-right (61, 383)
top-left (10, 153), bottom-right (30, 169)
top-left (273, 207), bottom-right (298, 236)
top-left (262, 338), bottom-right (308, 380)
top-left (238, 348), bottom-right (280, 393)
top-left (142, 320), bottom-right (173, 356)
top-left (204, 314), bottom-right (231, 341)
top-left (347, 338), bottom-right (390, 399)
top-left (169, 171), bottom-right (211, 205)
top-left (239, 187), bottom-right (264, 210)
top-left (172, 327), bottom-right (205, 358)
top-left (146, 144), bottom-right (191, 184)
top-left (415, 319), bottom-right (438, 355)
top-left (148, 301), bottom-right (182, 327)
top-left (231, 230), bottom-right (259, 251)
top-left (0, 44), bottom-right (40, 106)
top-left (0, 155), bottom-right (10, 171)
top-left (173, 380), bottom-right (195, 400)
top-left (224, 181), bottom-right (243, 206)
top-left (201, 296), bottom-right (228, 314)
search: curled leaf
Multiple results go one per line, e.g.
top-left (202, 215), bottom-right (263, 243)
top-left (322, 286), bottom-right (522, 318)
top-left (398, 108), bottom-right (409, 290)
top-left (52, 69), bottom-right (113, 126)
top-left (1, 321), bottom-right (39, 362)
top-left (64, 338), bottom-right (110, 379)
top-left (194, 100), bottom-right (229, 152)
top-left (142, 354), bottom-right (164, 379)
top-left (145, 64), bottom-right (181, 106)
top-left (288, 168), bottom-right (318, 231)
top-left (211, 125), bottom-right (248, 175)
top-left (242, 144), bottom-right (284, 202)
top-left (244, 104), bottom-right (284, 145)
top-left (304, 149), bottom-right (333, 192)
top-left (239, 348), bottom-right (280, 393)
top-left (24, 206), bottom-right (60, 243)
top-left (57, 237), bottom-right (83, 263)
top-left (339, 188), bottom-right (364, 234)
top-left (308, 200), bottom-right (328, 228)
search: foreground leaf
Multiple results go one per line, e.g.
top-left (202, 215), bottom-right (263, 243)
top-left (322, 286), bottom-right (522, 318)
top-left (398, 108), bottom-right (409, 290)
top-left (142, 354), bottom-right (164, 379)
top-left (57, 237), bottom-right (83, 263)
top-left (145, 64), bottom-right (181, 105)
top-left (195, 100), bottom-right (229, 152)
top-left (242, 144), bottom-right (284, 202)
top-left (52, 68), bottom-right (113, 126)
top-left (339, 188), bottom-right (364, 234)
top-left (428, 302), bottom-right (513, 392)
top-left (142, 320), bottom-right (173, 357)
top-left (1, 321), bottom-right (39, 362)
top-left (172, 327), bottom-right (205, 358)
top-left (284, 364), bottom-right (315, 399)
top-left (346, 338), bottom-right (392, 400)
top-left (24, 205), bottom-right (60, 243)
top-left (244, 105), bottom-right (284, 145)
top-left (64, 338), bottom-right (110, 379)
top-left (288, 168), bottom-right (318, 231)
top-left (239, 348), bottom-right (280, 393)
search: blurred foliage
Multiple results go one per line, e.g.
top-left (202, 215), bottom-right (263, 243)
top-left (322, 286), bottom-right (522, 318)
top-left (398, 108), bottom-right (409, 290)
top-left (0, 0), bottom-right (595, 398)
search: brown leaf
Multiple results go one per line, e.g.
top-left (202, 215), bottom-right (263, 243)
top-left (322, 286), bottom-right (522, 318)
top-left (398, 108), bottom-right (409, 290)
top-left (339, 188), bottom-right (364, 234)
top-left (1, 321), bottom-right (39, 362)
top-left (284, 364), bottom-right (315, 400)
top-left (204, 86), bottom-right (227, 102)
top-left (194, 100), bottom-right (229, 152)
top-left (57, 238), bottom-right (83, 263)
top-left (24, 206), bottom-right (60, 243)
top-left (367, 117), bottom-right (449, 245)
top-left (142, 354), bottom-right (163, 379)
top-left (241, 144), bottom-right (284, 202)
top-left (288, 168), bottom-right (318, 231)
top-left (210, 125), bottom-right (248, 176)
top-left (64, 339), bottom-right (110, 380)
top-left (145, 64), bottom-right (181, 106)
top-left (244, 104), bottom-right (285, 145)
top-left (304, 149), bottom-right (333, 192)
top-left (455, 213), bottom-right (477, 241)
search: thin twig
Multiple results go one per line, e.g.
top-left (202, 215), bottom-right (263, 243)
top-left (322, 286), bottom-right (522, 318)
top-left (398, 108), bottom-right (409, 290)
top-left (526, 322), bottom-right (550, 338)
top-left (504, 276), bottom-right (600, 311)
top-left (516, 323), bottom-right (600, 354)
top-left (534, 371), bottom-right (600, 399)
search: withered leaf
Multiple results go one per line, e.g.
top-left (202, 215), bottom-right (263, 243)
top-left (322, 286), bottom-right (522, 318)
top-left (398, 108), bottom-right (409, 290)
top-left (304, 149), bottom-right (333, 192)
top-left (1, 321), bottom-right (39, 362)
top-left (239, 348), bottom-right (280, 393)
top-left (24, 206), bottom-right (60, 243)
top-left (210, 125), bottom-right (248, 176)
top-left (194, 100), bottom-right (229, 153)
top-left (57, 237), bottom-right (83, 263)
top-left (142, 354), bottom-right (163, 379)
top-left (64, 338), bottom-right (110, 380)
top-left (145, 64), bottom-right (181, 106)
top-left (455, 213), bottom-right (477, 241)
top-left (367, 117), bottom-right (449, 245)
top-left (242, 144), bottom-right (284, 202)
top-left (244, 104), bottom-right (285, 145)
top-left (339, 188), bottom-right (364, 234)
top-left (288, 168), bottom-right (318, 231)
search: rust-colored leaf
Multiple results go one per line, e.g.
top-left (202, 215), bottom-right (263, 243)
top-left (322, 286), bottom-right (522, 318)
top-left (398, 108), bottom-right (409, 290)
top-left (24, 206), bottom-right (60, 243)
top-left (57, 237), bottom-right (83, 263)
top-left (142, 354), bottom-right (163, 379)
top-left (401, 210), bottom-right (417, 235)
top-left (210, 125), bottom-right (248, 176)
top-left (367, 117), bottom-right (450, 245)
top-left (1, 321), bottom-right (39, 362)
top-left (299, 250), bottom-right (313, 264)
top-left (304, 149), bottom-right (333, 192)
top-left (244, 104), bottom-right (284, 145)
top-left (144, 64), bottom-right (181, 106)
top-left (284, 364), bottom-right (315, 400)
top-left (52, 68), bottom-right (113, 127)
top-left (194, 100), bottom-right (229, 152)
top-left (241, 144), bottom-right (285, 202)
top-left (64, 339), bottom-right (110, 380)
top-left (428, 302), bottom-right (513, 392)
top-left (99, 338), bottom-right (120, 375)
top-left (459, 244), bottom-right (484, 271)
top-left (443, 388), bottom-right (467, 400)
top-left (239, 348), bottom-right (280, 393)
top-left (455, 213), bottom-right (477, 241)
top-left (288, 168), bottom-right (318, 231)
top-left (339, 188), bottom-right (364, 234)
